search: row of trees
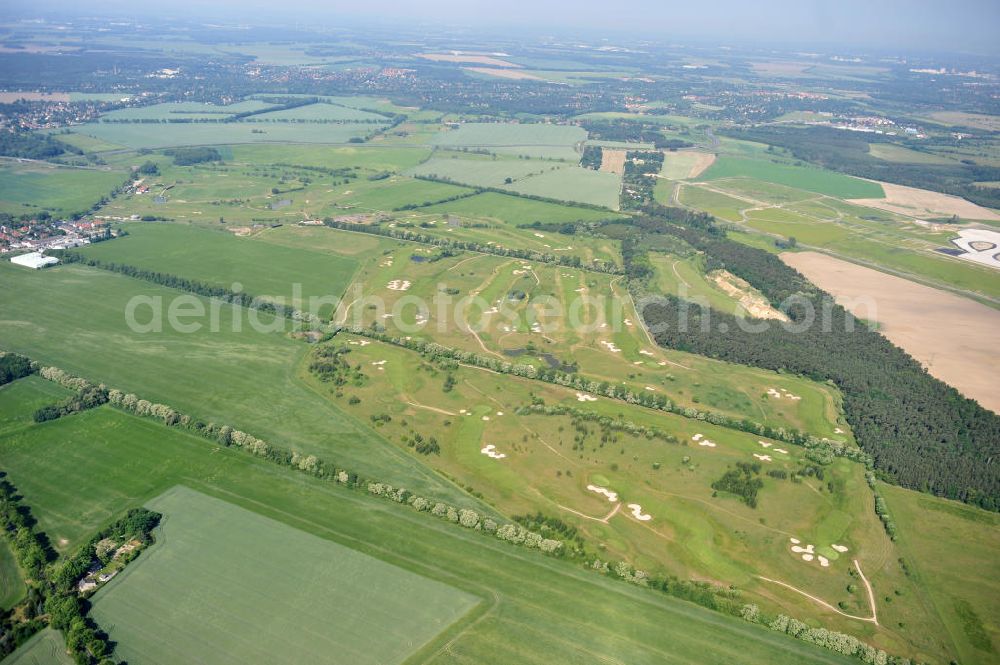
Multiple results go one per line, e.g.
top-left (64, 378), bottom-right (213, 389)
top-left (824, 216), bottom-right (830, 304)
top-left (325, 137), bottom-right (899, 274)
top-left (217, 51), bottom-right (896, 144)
top-left (321, 217), bottom-right (622, 274)
top-left (624, 208), bottom-right (1000, 510)
top-left (342, 325), bottom-right (870, 463)
top-left (55, 253), bottom-right (319, 326)
top-left (33, 364), bottom-right (566, 561)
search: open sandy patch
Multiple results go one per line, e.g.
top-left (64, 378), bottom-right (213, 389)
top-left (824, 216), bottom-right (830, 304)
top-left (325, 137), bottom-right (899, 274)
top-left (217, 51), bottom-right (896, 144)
top-left (710, 270), bottom-right (788, 321)
top-left (464, 67), bottom-right (543, 81)
top-left (782, 251), bottom-right (1000, 412)
top-left (849, 181), bottom-right (1000, 221)
top-left (686, 152), bottom-right (716, 179)
top-left (599, 148), bottom-right (627, 175)
top-left (420, 53), bottom-right (520, 67)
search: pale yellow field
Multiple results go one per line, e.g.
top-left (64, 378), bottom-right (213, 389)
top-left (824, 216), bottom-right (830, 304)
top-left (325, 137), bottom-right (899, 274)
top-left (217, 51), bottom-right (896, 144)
top-left (782, 251), bottom-right (1000, 413)
top-left (464, 67), bottom-right (542, 80)
top-left (599, 148), bottom-right (627, 174)
top-left (419, 53), bottom-right (519, 67)
top-left (850, 181), bottom-right (1000, 221)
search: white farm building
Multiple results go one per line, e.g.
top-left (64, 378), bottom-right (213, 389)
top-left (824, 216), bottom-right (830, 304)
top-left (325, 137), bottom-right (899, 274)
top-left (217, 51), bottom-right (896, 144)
top-left (10, 252), bottom-right (59, 270)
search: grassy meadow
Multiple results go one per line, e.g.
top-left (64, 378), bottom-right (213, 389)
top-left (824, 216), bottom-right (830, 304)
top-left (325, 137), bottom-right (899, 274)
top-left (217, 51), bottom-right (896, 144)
top-left (91, 486), bottom-right (478, 665)
top-left (0, 396), bottom-right (860, 665)
top-left (0, 161), bottom-right (125, 216)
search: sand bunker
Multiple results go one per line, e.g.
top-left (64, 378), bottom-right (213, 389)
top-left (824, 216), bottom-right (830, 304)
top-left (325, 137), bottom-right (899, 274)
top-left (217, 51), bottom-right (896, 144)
top-left (481, 444), bottom-right (507, 460)
top-left (834, 427), bottom-right (844, 434)
top-left (639, 349), bottom-right (654, 357)
top-left (371, 360), bottom-right (387, 366)
top-left (818, 555), bottom-right (830, 567)
top-left (802, 553), bottom-right (815, 562)
top-left (386, 280), bottom-right (411, 291)
top-left (576, 392), bottom-right (598, 402)
top-left (791, 544), bottom-right (815, 555)
top-left (758, 441), bottom-right (773, 448)
top-left (831, 544), bottom-right (849, 553)
top-left (587, 485), bottom-right (619, 502)
top-left (753, 453), bottom-right (773, 462)
top-left (600, 340), bottom-right (622, 353)
top-left (692, 433), bottom-right (703, 441)
top-left (645, 386), bottom-right (656, 391)
top-left (699, 440), bottom-right (717, 448)
top-left (766, 388), bottom-right (801, 400)
top-left (789, 538), bottom-right (800, 545)
top-left (627, 503), bottom-right (652, 521)
top-left (481, 416), bottom-right (490, 421)
top-left (774, 448), bottom-right (789, 454)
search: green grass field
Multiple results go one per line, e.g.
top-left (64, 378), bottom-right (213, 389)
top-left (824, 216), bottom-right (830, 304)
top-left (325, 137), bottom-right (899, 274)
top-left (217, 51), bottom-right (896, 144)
top-left (0, 539), bottom-right (25, 612)
top-left (97, 101), bottom-right (278, 122)
top-left (882, 483), bottom-right (1000, 664)
top-left (0, 400), bottom-right (859, 665)
top-left (0, 161), bottom-right (125, 216)
top-left (78, 223), bottom-right (358, 314)
top-left (0, 261), bottom-right (473, 506)
top-left (505, 166), bottom-right (621, 209)
top-left (75, 122), bottom-right (372, 149)
top-left (251, 102), bottom-right (389, 122)
top-left (430, 123), bottom-right (586, 161)
top-left (677, 184), bottom-right (748, 222)
top-left (91, 486), bottom-right (478, 665)
top-left (700, 157), bottom-right (884, 199)
top-left (419, 191), bottom-right (617, 225)
top-left (409, 153), bottom-right (569, 187)
top-left (0, 628), bottom-right (73, 665)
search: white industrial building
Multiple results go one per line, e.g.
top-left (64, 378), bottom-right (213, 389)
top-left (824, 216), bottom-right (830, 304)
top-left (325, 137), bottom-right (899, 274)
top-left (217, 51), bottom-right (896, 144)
top-left (10, 252), bottom-right (59, 270)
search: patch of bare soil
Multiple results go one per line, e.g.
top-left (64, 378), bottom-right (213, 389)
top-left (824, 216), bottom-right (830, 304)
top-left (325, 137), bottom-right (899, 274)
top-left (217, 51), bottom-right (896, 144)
top-left (709, 269), bottom-right (788, 321)
top-left (849, 181), bottom-right (1000, 221)
top-left (687, 152), bottom-right (716, 178)
top-left (463, 67), bottom-right (542, 81)
top-left (419, 53), bottom-right (520, 68)
top-left (599, 149), bottom-right (627, 175)
top-left (782, 251), bottom-right (1000, 413)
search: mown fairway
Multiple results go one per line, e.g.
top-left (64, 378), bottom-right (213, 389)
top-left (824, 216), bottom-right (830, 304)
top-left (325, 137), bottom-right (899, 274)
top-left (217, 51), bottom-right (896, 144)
top-left (0, 262), bottom-right (472, 505)
top-left (0, 401), bottom-right (858, 665)
top-left (91, 486), bottom-right (478, 665)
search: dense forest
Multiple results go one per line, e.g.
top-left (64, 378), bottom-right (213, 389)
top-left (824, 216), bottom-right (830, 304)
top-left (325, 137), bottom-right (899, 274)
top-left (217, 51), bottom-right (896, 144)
top-left (621, 205), bottom-right (1000, 510)
top-left (721, 126), bottom-right (1000, 210)
top-left (0, 130), bottom-right (79, 160)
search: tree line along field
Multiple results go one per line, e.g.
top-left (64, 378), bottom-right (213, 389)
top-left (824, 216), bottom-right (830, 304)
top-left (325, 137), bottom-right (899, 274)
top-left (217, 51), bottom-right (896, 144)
top-left (0, 260), bottom-right (476, 507)
top-left (0, 161), bottom-right (127, 217)
top-left (0, 384), bottom-right (862, 665)
top-left (671, 177), bottom-right (1000, 303)
top-left (90, 486), bottom-right (479, 665)
top-left (300, 334), bottom-right (902, 629)
top-left (334, 242), bottom-right (842, 438)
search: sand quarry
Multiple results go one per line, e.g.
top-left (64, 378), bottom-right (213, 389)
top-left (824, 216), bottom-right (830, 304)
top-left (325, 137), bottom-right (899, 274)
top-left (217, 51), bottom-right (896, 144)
top-left (783, 251), bottom-right (1000, 413)
top-left (849, 181), bottom-right (1000, 222)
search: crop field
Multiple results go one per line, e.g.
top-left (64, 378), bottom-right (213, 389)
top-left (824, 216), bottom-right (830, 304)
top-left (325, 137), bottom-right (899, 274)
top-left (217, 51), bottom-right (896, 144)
top-left (409, 153), bottom-right (572, 187)
top-left (78, 222), bottom-right (359, 314)
top-left (1, 628), bottom-right (74, 665)
top-left (882, 483), bottom-right (1000, 663)
top-left (0, 396), bottom-right (864, 665)
top-left (699, 157), bottom-right (884, 199)
top-left (0, 539), bottom-right (24, 612)
top-left (418, 191), bottom-right (616, 225)
top-left (430, 123), bottom-right (586, 161)
top-left (251, 101), bottom-right (390, 122)
top-left (867, 144), bottom-right (958, 165)
top-left (97, 101), bottom-right (278, 122)
top-left (90, 486), bottom-right (479, 665)
top-left (0, 261), bottom-right (471, 504)
top-left (228, 144), bottom-right (433, 171)
top-left (504, 166), bottom-right (621, 209)
top-left (0, 161), bottom-right (126, 216)
top-left (74, 121), bottom-right (372, 149)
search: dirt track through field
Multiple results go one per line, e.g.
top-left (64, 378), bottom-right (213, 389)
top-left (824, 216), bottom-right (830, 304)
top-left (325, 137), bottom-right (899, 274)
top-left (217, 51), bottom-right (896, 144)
top-left (782, 251), bottom-right (1000, 412)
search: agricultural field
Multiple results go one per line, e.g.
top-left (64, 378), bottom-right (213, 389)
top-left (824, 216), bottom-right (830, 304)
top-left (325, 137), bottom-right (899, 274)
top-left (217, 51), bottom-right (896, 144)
top-left (91, 487), bottom-right (479, 665)
top-left (0, 261), bottom-right (473, 504)
top-left (430, 123), bottom-right (586, 161)
top-left (251, 101), bottom-right (390, 122)
top-left (72, 121), bottom-right (373, 149)
top-left (866, 144), bottom-right (959, 165)
top-left (698, 157), bottom-right (884, 199)
top-left (96, 100), bottom-right (278, 122)
top-left (0, 397), bottom-right (862, 665)
top-left (77, 222), bottom-right (359, 315)
top-left (1, 628), bottom-right (74, 665)
top-left (0, 161), bottom-right (126, 216)
top-left (409, 152), bottom-right (573, 188)
top-left (880, 483), bottom-right (1000, 664)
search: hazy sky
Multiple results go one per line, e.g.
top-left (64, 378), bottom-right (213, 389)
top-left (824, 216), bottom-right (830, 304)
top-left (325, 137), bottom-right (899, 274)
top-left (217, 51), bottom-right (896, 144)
top-left (9, 0), bottom-right (1000, 54)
